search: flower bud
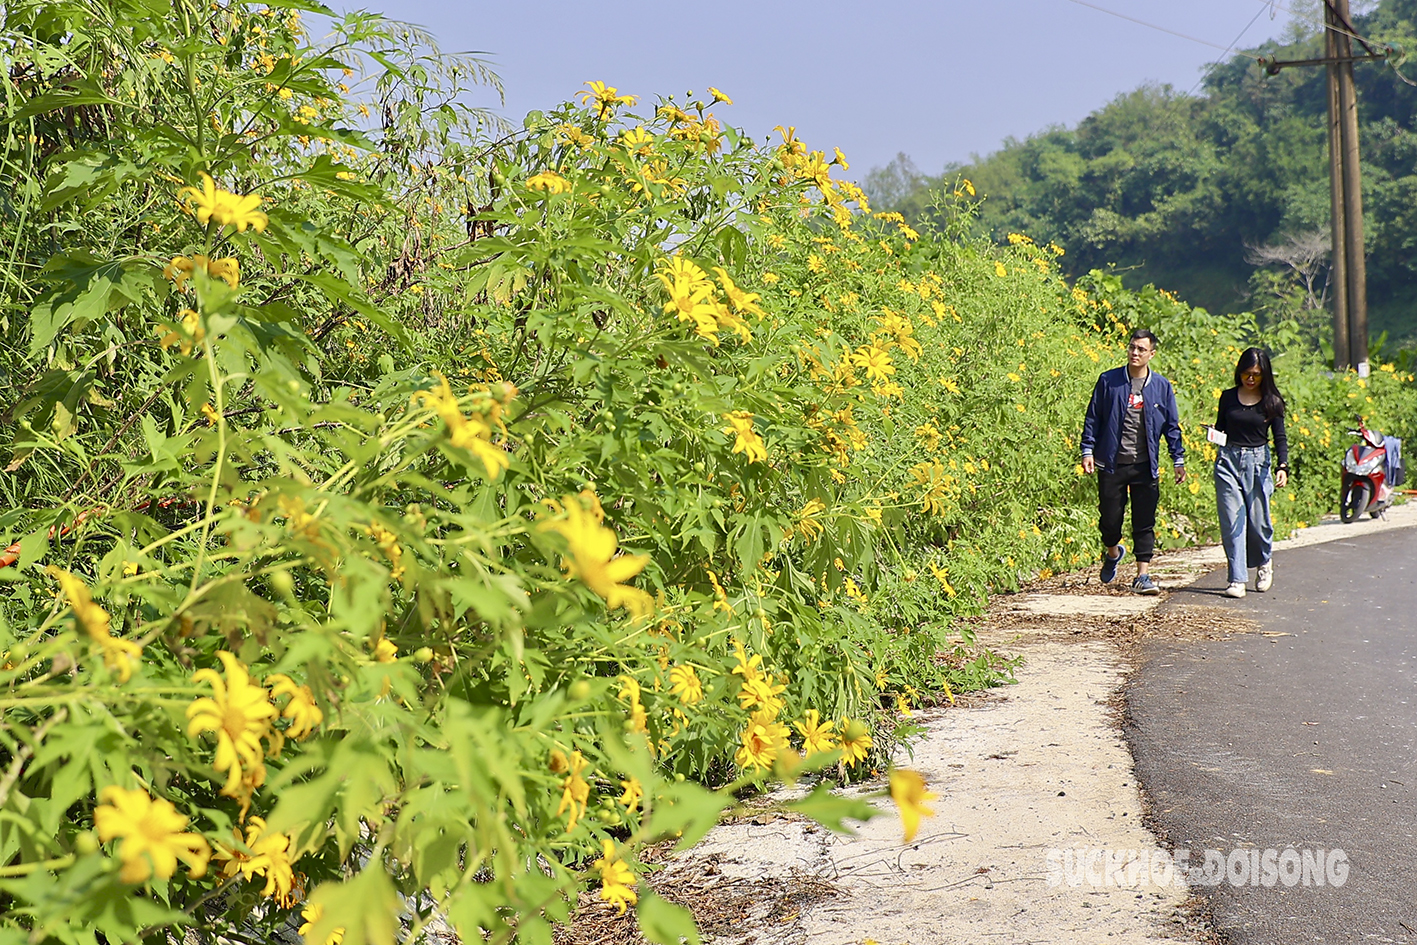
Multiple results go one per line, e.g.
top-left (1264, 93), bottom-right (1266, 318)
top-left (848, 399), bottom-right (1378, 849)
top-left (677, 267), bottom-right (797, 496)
top-left (268, 570), bottom-right (294, 598)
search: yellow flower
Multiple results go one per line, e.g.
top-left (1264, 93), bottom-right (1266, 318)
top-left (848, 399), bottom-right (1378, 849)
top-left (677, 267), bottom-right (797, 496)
top-left (540, 491), bottom-right (654, 616)
top-left (909, 460), bottom-right (955, 516)
top-left (157, 308), bottom-right (205, 355)
top-left (299, 903), bottom-right (346, 945)
top-left (594, 839), bottom-right (638, 913)
top-left (411, 374), bottom-right (511, 480)
top-left (668, 664), bottom-right (704, 705)
top-left (706, 568), bottom-right (733, 613)
top-left (731, 641), bottom-right (764, 685)
top-left (889, 769), bottom-right (937, 842)
top-left (794, 709), bottom-right (837, 756)
top-left (712, 266), bottom-right (764, 319)
top-left (994, 261), bottom-right (1007, 277)
top-left (164, 254), bottom-right (240, 290)
top-left (94, 786), bottom-right (211, 884)
top-left (186, 651), bottom-right (278, 810)
top-left (619, 777), bottom-right (643, 812)
top-left (795, 498), bottom-right (827, 542)
top-left (851, 344), bottom-right (894, 383)
top-left (738, 674), bottom-right (787, 714)
top-left (579, 80), bottom-right (638, 118)
top-left (48, 567), bottom-right (108, 638)
top-left (268, 673), bottom-right (322, 739)
top-left (734, 717), bottom-right (787, 770)
top-left (707, 86), bottom-right (733, 105)
top-left (839, 718), bottom-right (872, 767)
top-left (656, 257), bottom-right (725, 343)
top-left (551, 748), bottom-right (591, 832)
top-left (48, 567), bottom-right (142, 682)
top-left (722, 410), bottom-right (768, 463)
top-left (374, 637), bottom-right (398, 663)
top-left (619, 675), bottom-right (649, 734)
top-left (526, 170), bottom-right (572, 194)
top-left (365, 520), bottom-right (406, 580)
top-left (929, 562), bottom-right (956, 595)
top-left (558, 124), bottom-right (595, 148)
top-left (619, 126), bottom-right (655, 155)
top-left (178, 172), bottom-right (268, 233)
top-left (213, 816), bottom-right (297, 907)
top-left (1188, 479), bottom-right (1200, 495)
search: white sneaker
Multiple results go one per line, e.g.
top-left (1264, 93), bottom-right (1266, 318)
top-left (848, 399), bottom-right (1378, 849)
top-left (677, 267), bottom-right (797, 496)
top-left (1256, 561), bottom-right (1273, 592)
top-left (1224, 582), bottom-right (1247, 599)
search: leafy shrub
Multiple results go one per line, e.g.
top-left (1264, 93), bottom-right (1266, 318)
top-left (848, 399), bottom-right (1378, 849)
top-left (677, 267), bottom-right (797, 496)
top-left (2, 3), bottom-right (1414, 944)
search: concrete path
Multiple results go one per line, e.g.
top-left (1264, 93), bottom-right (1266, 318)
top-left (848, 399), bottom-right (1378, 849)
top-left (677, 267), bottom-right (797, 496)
top-left (675, 504), bottom-right (1417, 945)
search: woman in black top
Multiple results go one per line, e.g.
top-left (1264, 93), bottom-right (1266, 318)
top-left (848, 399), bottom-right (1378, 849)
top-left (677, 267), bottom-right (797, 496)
top-left (1213, 347), bottom-right (1288, 598)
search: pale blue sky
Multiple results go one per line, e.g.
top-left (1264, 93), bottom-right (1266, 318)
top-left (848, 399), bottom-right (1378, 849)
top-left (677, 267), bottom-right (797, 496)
top-left (337, 0), bottom-right (1305, 174)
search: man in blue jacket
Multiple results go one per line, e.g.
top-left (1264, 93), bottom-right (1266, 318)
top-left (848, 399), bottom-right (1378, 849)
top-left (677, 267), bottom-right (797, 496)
top-left (1080, 328), bottom-right (1186, 595)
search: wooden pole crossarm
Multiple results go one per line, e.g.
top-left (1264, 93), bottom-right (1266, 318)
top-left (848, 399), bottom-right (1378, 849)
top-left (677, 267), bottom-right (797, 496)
top-left (1258, 52), bottom-right (1390, 75)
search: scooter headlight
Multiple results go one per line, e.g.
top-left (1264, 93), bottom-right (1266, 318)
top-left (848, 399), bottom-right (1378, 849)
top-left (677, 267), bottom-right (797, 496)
top-left (1348, 453), bottom-right (1384, 476)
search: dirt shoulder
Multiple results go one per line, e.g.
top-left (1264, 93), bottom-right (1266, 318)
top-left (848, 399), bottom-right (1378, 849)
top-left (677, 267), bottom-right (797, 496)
top-left (561, 505), bottom-right (1417, 945)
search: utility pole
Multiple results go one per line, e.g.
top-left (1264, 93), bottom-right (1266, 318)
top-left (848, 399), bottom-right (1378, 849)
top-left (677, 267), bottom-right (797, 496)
top-left (1259, 0), bottom-right (1388, 375)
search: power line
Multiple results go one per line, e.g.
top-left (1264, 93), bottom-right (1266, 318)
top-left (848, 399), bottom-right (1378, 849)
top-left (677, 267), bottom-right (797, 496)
top-left (1060, 0), bottom-right (1262, 60)
top-left (1255, 0), bottom-right (1417, 86)
top-left (1188, 5), bottom-right (1271, 96)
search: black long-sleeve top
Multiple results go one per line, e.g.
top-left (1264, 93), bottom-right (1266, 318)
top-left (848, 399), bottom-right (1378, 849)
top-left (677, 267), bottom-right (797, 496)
top-left (1215, 387), bottom-right (1289, 468)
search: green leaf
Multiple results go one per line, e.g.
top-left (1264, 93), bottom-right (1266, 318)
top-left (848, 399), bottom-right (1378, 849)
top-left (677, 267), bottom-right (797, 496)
top-left (784, 782), bottom-right (879, 835)
top-left (296, 272), bottom-right (413, 350)
top-left (643, 781), bottom-right (729, 850)
top-left (637, 890), bottom-right (702, 945)
top-left (306, 867), bottom-right (401, 945)
top-left (3, 78), bottom-right (132, 125)
top-left (28, 254), bottom-right (152, 355)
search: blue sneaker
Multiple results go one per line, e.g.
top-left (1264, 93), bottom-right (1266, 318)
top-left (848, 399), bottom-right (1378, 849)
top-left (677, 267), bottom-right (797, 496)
top-left (1132, 574), bottom-right (1161, 596)
top-left (1100, 544), bottom-right (1125, 584)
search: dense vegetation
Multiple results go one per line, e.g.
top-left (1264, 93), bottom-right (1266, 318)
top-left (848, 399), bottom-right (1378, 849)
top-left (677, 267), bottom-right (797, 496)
top-left (868, 0), bottom-right (1417, 348)
top-left (2, 3), bottom-right (1416, 944)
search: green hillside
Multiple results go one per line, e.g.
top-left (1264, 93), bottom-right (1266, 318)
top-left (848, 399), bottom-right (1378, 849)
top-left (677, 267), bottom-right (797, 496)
top-left (869, 0), bottom-right (1417, 348)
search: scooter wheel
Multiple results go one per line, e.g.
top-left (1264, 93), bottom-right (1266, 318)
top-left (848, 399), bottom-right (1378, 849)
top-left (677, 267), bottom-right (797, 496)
top-left (1341, 482), bottom-right (1371, 523)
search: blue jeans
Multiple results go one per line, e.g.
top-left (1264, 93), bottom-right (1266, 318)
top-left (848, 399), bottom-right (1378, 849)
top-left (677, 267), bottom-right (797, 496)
top-left (1214, 445), bottom-right (1273, 585)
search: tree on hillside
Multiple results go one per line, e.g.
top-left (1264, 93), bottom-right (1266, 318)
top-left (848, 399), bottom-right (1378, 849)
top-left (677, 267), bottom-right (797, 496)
top-left (867, 0), bottom-right (1417, 346)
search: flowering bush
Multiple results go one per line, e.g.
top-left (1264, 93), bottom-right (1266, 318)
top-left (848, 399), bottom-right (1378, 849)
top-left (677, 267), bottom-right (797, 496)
top-left (2, 3), bottom-right (1414, 944)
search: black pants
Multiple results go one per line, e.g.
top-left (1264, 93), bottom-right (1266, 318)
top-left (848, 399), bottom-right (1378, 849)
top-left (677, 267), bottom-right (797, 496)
top-left (1098, 463), bottom-right (1159, 562)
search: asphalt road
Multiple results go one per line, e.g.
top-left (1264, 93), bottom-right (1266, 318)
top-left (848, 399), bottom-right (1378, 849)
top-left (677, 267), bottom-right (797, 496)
top-left (1126, 526), bottom-right (1417, 944)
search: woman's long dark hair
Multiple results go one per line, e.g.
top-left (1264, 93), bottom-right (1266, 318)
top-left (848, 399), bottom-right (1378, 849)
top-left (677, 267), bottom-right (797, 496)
top-left (1235, 347), bottom-right (1286, 421)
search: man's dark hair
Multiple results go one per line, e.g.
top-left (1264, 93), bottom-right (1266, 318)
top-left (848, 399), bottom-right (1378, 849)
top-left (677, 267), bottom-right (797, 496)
top-left (1130, 328), bottom-right (1159, 350)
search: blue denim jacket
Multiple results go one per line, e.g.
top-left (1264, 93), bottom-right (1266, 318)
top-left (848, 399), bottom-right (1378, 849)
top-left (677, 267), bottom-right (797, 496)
top-left (1080, 367), bottom-right (1186, 478)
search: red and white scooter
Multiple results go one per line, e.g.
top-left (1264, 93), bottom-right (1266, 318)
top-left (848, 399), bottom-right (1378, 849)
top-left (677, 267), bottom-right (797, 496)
top-left (1340, 419), bottom-right (1402, 522)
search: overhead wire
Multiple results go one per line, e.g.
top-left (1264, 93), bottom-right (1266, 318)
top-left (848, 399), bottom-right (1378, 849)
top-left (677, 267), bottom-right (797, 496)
top-left (1060, 0), bottom-right (1263, 60)
top-left (1187, 4), bottom-right (1271, 96)
top-left (1062, 0), bottom-right (1416, 90)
